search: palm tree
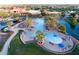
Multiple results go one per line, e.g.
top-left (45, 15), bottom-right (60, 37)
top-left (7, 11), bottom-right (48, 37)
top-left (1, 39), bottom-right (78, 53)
top-left (50, 17), bottom-right (58, 29)
top-left (26, 17), bottom-right (33, 28)
top-left (36, 30), bottom-right (45, 43)
top-left (45, 16), bottom-right (58, 30)
top-left (12, 13), bottom-right (20, 19)
top-left (45, 18), bottom-right (50, 30)
top-left (8, 21), bottom-right (12, 29)
top-left (65, 16), bottom-right (77, 28)
top-left (58, 25), bottom-right (67, 34)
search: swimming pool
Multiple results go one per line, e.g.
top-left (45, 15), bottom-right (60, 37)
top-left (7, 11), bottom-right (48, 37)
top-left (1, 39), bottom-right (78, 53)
top-left (45, 32), bottom-right (63, 44)
top-left (25, 18), bottom-right (45, 38)
top-left (32, 18), bottom-right (63, 44)
top-left (25, 18), bottom-right (63, 44)
top-left (0, 22), bottom-right (7, 30)
top-left (33, 18), bottom-right (45, 31)
top-left (0, 19), bottom-right (15, 30)
top-left (26, 30), bottom-right (36, 38)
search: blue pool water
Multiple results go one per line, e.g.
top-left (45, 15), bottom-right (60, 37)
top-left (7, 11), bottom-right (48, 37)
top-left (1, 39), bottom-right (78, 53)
top-left (27, 30), bottom-right (36, 38)
top-left (59, 15), bottom-right (79, 40)
top-left (45, 32), bottom-right (63, 44)
top-left (58, 43), bottom-right (64, 48)
top-left (0, 22), bottom-right (7, 30)
top-left (33, 18), bottom-right (45, 31)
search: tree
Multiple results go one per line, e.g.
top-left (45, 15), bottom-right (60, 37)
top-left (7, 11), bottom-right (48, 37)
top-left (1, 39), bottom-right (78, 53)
top-left (40, 9), bottom-right (46, 16)
top-left (28, 13), bottom-right (32, 17)
top-left (50, 17), bottom-right (58, 29)
top-left (58, 25), bottom-right (67, 34)
top-left (26, 17), bottom-right (33, 28)
top-left (12, 13), bottom-right (20, 19)
top-left (65, 16), bottom-right (77, 28)
top-left (34, 8), bottom-right (40, 10)
top-left (77, 18), bottom-right (79, 24)
top-left (45, 16), bottom-right (58, 30)
top-left (36, 30), bottom-right (44, 42)
top-left (45, 18), bottom-right (50, 27)
top-left (45, 16), bottom-right (52, 30)
top-left (70, 13), bottom-right (76, 17)
top-left (0, 11), bottom-right (9, 18)
top-left (61, 12), bottom-right (65, 18)
top-left (8, 21), bottom-right (12, 29)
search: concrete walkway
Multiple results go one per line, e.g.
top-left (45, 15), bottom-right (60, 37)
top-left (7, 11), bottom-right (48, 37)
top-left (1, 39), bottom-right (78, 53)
top-left (20, 31), bottom-right (34, 44)
top-left (0, 31), bottom-right (18, 55)
top-left (0, 22), bottom-right (23, 55)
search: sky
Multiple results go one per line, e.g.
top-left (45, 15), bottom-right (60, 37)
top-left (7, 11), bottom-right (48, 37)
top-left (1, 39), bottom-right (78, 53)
top-left (0, 0), bottom-right (79, 4)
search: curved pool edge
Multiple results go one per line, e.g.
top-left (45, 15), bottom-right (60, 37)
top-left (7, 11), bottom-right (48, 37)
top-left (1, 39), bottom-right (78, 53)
top-left (42, 40), bottom-right (76, 54)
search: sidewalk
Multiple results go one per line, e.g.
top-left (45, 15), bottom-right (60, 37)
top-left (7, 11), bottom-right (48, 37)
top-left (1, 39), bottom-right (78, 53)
top-left (0, 22), bottom-right (22, 55)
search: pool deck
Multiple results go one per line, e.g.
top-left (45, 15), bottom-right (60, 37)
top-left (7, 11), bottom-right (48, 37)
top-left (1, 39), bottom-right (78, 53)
top-left (18, 20), bottom-right (77, 54)
top-left (20, 30), bottom-right (76, 54)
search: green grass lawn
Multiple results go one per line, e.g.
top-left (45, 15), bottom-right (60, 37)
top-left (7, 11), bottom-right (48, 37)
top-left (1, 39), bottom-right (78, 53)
top-left (8, 31), bottom-right (53, 55)
top-left (0, 31), bottom-right (13, 51)
top-left (68, 44), bottom-right (79, 55)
